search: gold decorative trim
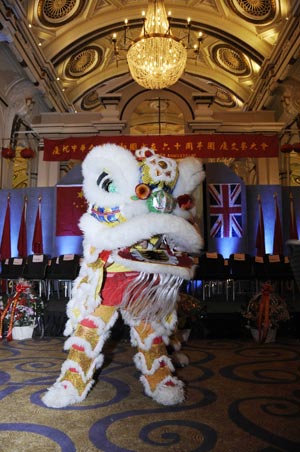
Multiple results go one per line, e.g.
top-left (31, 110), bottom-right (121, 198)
top-left (214, 87), bottom-right (236, 108)
top-left (65, 47), bottom-right (102, 78)
top-left (226, 0), bottom-right (277, 24)
top-left (212, 45), bottom-right (251, 76)
top-left (81, 90), bottom-right (102, 111)
top-left (37, 0), bottom-right (86, 27)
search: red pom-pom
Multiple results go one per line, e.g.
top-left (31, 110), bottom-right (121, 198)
top-left (177, 194), bottom-right (193, 210)
top-left (145, 150), bottom-right (153, 158)
top-left (20, 147), bottom-right (35, 159)
top-left (292, 142), bottom-right (300, 153)
top-left (2, 147), bottom-right (15, 159)
top-left (280, 143), bottom-right (293, 153)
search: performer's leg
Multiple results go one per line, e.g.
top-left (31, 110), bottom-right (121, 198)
top-left (42, 304), bottom-right (118, 408)
top-left (129, 319), bottom-right (185, 406)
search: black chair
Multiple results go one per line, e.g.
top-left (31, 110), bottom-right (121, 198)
top-left (23, 254), bottom-right (49, 298)
top-left (287, 240), bottom-right (300, 291)
top-left (46, 254), bottom-right (80, 300)
top-left (0, 258), bottom-right (12, 294)
top-left (228, 253), bottom-right (254, 300)
top-left (253, 255), bottom-right (268, 291)
top-left (0, 257), bottom-right (26, 294)
top-left (197, 252), bottom-right (232, 301)
top-left (264, 254), bottom-right (294, 295)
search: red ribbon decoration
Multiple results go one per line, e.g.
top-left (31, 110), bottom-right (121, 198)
top-left (0, 281), bottom-right (32, 341)
top-left (257, 283), bottom-right (272, 343)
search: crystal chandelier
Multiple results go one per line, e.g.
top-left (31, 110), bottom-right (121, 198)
top-left (126, 1), bottom-right (187, 90)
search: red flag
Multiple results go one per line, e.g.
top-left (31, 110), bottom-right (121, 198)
top-left (17, 196), bottom-right (27, 257)
top-left (255, 195), bottom-right (265, 257)
top-left (0, 195), bottom-right (11, 259)
top-left (273, 193), bottom-right (283, 255)
top-left (56, 186), bottom-right (87, 236)
top-left (289, 192), bottom-right (298, 240)
top-left (32, 197), bottom-right (43, 254)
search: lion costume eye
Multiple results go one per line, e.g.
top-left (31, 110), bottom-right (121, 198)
top-left (96, 171), bottom-right (116, 193)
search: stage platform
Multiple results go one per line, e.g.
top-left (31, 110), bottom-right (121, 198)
top-left (42, 290), bottom-right (300, 340)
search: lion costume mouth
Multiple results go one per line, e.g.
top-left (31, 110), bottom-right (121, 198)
top-left (113, 240), bottom-right (196, 280)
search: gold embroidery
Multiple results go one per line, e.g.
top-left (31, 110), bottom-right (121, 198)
top-left (79, 275), bottom-right (89, 285)
top-left (145, 367), bottom-right (171, 391)
top-left (76, 325), bottom-right (100, 349)
top-left (141, 343), bottom-right (166, 370)
top-left (134, 322), bottom-right (154, 342)
top-left (68, 348), bottom-right (94, 374)
top-left (87, 259), bottom-right (105, 270)
top-left (94, 304), bottom-right (117, 323)
top-left (61, 370), bottom-right (88, 396)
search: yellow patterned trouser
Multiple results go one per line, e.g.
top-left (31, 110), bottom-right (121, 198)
top-left (58, 304), bottom-right (118, 396)
top-left (59, 306), bottom-right (174, 399)
top-left (132, 322), bottom-right (174, 393)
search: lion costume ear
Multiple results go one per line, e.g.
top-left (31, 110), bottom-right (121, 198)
top-left (172, 157), bottom-right (205, 198)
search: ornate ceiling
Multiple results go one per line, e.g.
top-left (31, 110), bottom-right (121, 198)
top-left (0, 0), bottom-right (299, 135)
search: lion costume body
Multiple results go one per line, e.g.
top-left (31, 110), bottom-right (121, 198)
top-left (43, 144), bottom-right (204, 408)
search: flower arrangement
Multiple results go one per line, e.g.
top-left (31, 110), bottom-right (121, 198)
top-left (242, 283), bottom-right (290, 342)
top-left (177, 292), bottom-right (207, 338)
top-left (0, 279), bottom-right (44, 341)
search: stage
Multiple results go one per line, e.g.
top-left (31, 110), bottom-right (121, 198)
top-left (42, 291), bottom-right (300, 341)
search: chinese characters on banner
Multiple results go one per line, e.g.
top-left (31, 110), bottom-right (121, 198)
top-left (43, 134), bottom-right (279, 161)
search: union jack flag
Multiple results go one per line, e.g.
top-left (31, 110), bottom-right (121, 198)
top-left (209, 183), bottom-right (243, 238)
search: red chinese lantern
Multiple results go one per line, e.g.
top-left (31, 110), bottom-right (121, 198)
top-left (2, 147), bottom-right (15, 159)
top-left (280, 143), bottom-right (293, 153)
top-left (292, 142), bottom-right (300, 153)
top-left (20, 147), bottom-right (35, 159)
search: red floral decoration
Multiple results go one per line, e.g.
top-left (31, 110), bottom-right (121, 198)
top-left (2, 147), bottom-right (15, 159)
top-left (20, 147), bottom-right (35, 159)
top-left (292, 142), bottom-right (300, 153)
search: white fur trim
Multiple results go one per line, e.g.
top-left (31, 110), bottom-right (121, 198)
top-left (64, 258), bottom-right (105, 335)
top-left (79, 212), bottom-right (203, 254)
top-left (129, 326), bottom-right (158, 351)
top-left (140, 375), bottom-right (185, 405)
top-left (152, 311), bottom-right (178, 335)
top-left (134, 352), bottom-right (175, 375)
top-left (124, 314), bottom-right (177, 350)
top-left (64, 310), bottom-right (119, 359)
top-left (172, 351), bottom-right (190, 368)
top-left (172, 157), bottom-right (205, 197)
top-left (42, 379), bottom-right (94, 408)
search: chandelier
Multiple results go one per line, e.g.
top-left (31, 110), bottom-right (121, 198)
top-left (112, 1), bottom-right (204, 90)
top-left (125, 1), bottom-right (188, 90)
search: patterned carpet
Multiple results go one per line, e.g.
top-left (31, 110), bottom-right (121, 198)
top-left (0, 336), bottom-right (300, 452)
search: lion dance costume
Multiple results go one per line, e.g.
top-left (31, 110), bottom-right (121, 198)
top-left (43, 144), bottom-right (204, 407)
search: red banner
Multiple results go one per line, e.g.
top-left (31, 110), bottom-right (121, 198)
top-left (32, 199), bottom-right (43, 254)
top-left (0, 196), bottom-right (11, 259)
top-left (43, 134), bottom-right (279, 161)
top-left (289, 192), bottom-right (298, 240)
top-left (256, 195), bottom-right (265, 257)
top-left (273, 194), bottom-right (283, 255)
top-left (17, 197), bottom-right (27, 258)
top-left (56, 186), bottom-right (88, 236)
